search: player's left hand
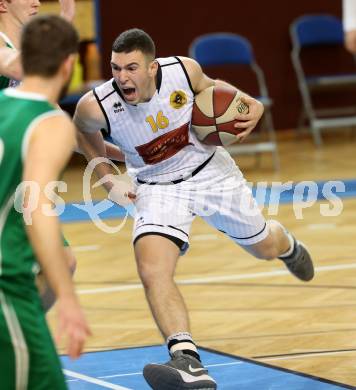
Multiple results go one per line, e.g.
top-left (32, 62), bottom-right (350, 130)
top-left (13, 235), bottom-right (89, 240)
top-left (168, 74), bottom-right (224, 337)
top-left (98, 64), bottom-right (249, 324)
top-left (59, 0), bottom-right (76, 22)
top-left (233, 95), bottom-right (264, 142)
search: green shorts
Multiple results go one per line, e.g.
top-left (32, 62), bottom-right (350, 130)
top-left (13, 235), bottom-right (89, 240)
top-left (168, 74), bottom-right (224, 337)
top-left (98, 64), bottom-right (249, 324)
top-left (0, 288), bottom-right (67, 389)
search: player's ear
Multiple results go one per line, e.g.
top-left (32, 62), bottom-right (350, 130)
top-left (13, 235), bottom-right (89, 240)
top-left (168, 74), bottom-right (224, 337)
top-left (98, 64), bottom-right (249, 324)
top-left (62, 53), bottom-right (76, 82)
top-left (148, 59), bottom-right (158, 77)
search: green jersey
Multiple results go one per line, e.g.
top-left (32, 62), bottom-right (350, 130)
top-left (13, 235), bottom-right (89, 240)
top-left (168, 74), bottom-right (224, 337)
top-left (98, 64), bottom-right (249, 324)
top-left (0, 89), bottom-right (61, 296)
top-left (0, 32), bottom-right (20, 90)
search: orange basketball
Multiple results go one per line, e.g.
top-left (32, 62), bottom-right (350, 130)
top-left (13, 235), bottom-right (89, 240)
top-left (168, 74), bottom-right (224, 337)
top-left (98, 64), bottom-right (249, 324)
top-left (191, 85), bottom-right (249, 146)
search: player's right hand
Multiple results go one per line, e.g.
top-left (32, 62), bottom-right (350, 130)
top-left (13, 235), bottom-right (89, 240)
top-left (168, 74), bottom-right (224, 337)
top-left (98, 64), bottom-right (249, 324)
top-left (94, 173), bottom-right (136, 206)
top-left (56, 295), bottom-right (91, 359)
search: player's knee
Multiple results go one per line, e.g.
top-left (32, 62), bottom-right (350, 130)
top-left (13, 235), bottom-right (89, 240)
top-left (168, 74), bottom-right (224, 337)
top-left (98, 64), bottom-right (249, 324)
top-left (136, 257), bottom-right (174, 289)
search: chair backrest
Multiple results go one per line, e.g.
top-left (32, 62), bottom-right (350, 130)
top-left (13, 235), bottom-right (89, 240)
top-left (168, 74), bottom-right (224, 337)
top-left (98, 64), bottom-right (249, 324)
top-left (291, 14), bottom-right (344, 49)
top-left (189, 33), bottom-right (254, 66)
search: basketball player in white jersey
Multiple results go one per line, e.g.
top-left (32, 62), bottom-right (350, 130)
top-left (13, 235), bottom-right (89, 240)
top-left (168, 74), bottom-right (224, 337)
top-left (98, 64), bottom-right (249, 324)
top-left (74, 28), bottom-right (314, 390)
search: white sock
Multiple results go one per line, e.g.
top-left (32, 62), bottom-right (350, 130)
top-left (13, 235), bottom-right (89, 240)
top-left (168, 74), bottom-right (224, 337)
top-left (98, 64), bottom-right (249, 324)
top-left (167, 332), bottom-right (198, 354)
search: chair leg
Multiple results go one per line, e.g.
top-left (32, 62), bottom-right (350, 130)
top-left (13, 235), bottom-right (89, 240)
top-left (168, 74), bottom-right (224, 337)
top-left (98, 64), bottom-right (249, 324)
top-left (272, 147), bottom-right (280, 171)
top-left (311, 125), bottom-right (323, 146)
top-left (297, 107), bottom-right (307, 133)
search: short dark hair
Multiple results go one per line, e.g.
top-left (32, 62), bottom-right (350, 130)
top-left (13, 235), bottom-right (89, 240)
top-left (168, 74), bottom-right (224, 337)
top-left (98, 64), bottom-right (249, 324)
top-left (21, 14), bottom-right (79, 77)
top-left (112, 28), bottom-right (155, 60)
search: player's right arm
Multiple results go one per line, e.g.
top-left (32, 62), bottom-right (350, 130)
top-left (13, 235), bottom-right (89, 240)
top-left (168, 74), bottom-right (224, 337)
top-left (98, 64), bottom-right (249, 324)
top-left (74, 90), bottom-right (125, 162)
top-left (74, 91), bottom-right (128, 195)
top-left (24, 114), bottom-right (91, 358)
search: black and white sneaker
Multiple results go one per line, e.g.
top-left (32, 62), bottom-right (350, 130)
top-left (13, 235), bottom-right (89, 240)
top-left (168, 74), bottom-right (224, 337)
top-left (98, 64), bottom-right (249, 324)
top-left (279, 237), bottom-right (314, 281)
top-left (143, 350), bottom-right (217, 390)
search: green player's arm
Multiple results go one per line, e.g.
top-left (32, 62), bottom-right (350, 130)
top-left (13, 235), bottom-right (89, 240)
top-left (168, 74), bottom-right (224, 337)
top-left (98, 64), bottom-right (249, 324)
top-left (59, 0), bottom-right (76, 23)
top-left (24, 114), bottom-right (78, 299)
top-left (0, 45), bottom-right (22, 80)
top-left (24, 113), bottom-right (90, 358)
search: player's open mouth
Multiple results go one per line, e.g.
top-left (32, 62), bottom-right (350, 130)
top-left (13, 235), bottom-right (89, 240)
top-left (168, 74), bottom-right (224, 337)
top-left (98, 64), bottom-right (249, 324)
top-left (122, 87), bottom-right (136, 100)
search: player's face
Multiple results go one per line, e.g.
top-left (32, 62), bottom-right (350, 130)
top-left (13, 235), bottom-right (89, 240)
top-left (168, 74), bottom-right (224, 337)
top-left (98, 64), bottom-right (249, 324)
top-left (111, 50), bottom-right (157, 105)
top-left (4, 0), bottom-right (40, 25)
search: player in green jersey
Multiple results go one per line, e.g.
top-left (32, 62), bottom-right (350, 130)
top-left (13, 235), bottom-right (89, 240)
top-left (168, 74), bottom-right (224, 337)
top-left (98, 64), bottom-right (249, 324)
top-left (0, 14), bottom-right (90, 389)
top-left (0, 0), bottom-right (75, 88)
top-left (0, 0), bottom-right (79, 311)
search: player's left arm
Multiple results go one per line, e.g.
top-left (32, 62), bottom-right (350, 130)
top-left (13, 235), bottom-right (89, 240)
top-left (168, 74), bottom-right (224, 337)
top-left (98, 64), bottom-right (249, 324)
top-left (181, 56), bottom-right (264, 142)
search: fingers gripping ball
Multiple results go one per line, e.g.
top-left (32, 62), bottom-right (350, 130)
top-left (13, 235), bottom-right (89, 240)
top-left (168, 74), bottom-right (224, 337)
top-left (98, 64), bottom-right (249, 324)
top-left (191, 85), bottom-right (249, 146)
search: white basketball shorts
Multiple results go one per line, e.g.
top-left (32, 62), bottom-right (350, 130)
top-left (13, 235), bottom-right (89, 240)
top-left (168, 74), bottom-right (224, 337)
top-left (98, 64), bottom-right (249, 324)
top-left (132, 147), bottom-right (268, 254)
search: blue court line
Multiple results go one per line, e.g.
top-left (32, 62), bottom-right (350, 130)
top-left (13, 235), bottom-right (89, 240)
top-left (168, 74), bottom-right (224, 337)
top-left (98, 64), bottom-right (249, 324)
top-left (60, 345), bottom-right (353, 389)
top-left (59, 178), bottom-right (356, 223)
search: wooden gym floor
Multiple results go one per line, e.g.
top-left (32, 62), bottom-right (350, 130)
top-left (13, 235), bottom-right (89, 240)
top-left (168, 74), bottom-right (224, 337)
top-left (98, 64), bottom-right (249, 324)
top-left (48, 129), bottom-right (356, 387)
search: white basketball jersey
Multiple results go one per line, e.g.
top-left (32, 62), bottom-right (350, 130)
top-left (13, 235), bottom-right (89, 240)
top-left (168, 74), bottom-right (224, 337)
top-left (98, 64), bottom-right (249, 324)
top-left (94, 56), bottom-right (215, 182)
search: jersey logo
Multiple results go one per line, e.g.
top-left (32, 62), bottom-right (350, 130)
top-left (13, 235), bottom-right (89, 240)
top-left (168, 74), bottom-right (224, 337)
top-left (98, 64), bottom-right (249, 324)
top-left (113, 101), bottom-right (125, 113)
top-left (135, 123), bottom-right (192, 165)
top-left (170, 90), bottom-right (187, 109)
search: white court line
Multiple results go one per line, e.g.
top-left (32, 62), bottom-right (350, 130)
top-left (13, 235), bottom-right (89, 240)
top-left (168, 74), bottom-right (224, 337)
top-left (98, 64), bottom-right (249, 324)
top-left (307, 223), bottom-right (336, 230)
top-left (97, 361), bottom-right (243, 380)
top-left (259, 349), bottom-right (356, 362)
top-left (77, 262), bottom-right (356, 295)
top-left (73, 245), bottom-right (101, 252)
top-left (63, 369), bottom-right (132, 389)
top-left (206, 361), bottom-right (243, 368)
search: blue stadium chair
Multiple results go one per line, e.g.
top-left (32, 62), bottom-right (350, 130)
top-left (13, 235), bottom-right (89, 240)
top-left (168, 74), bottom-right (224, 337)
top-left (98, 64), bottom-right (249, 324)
top-left (189, 33), bottom-right (279, 170)
top-left (290, 14), bottom-right (356, 145)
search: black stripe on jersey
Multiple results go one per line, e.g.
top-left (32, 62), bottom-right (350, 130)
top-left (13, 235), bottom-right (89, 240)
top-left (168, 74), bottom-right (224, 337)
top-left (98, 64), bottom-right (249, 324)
top-left (160, 61), bottom-right (180, 67)
top-left (219, 222), bottom-right (267, 240)
top-left (93, 88), bottom-right (111, 136)
top-left (174, 56), bottom-right (195, 94)
top-left (99, 88), bottom-right (116, 102)
top-left (111, 79), bottom-right (126, 101)
top-left (156, 64), bottom-right (162, 93)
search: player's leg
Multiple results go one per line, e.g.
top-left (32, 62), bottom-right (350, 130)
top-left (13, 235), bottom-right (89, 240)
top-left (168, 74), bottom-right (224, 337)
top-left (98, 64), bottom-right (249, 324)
top-left (199, 148), bottom-right (314, 281)
top-left (242, 220), bottom-right (314, 281)
top-left (135, 234), bottom-right (188, 336)
top-left (134, 185), bottom-right (216, 389)
top-left (37, 244), bottom-right (76, 311)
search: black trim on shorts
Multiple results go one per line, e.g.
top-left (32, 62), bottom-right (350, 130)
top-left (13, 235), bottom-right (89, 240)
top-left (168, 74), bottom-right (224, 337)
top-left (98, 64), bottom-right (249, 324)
top-left (219, 222), bottom-right (267, 241)
top-left (93, 88), bottom-right (111, 136)
top-left (133, 232), bottom-right (185, 251)
top-left (174, 56), bottom-right (195, 94)
top-left (137, 152), bottom-right (215, 185)
top-left (168, 225), bottom-right (189, 238)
